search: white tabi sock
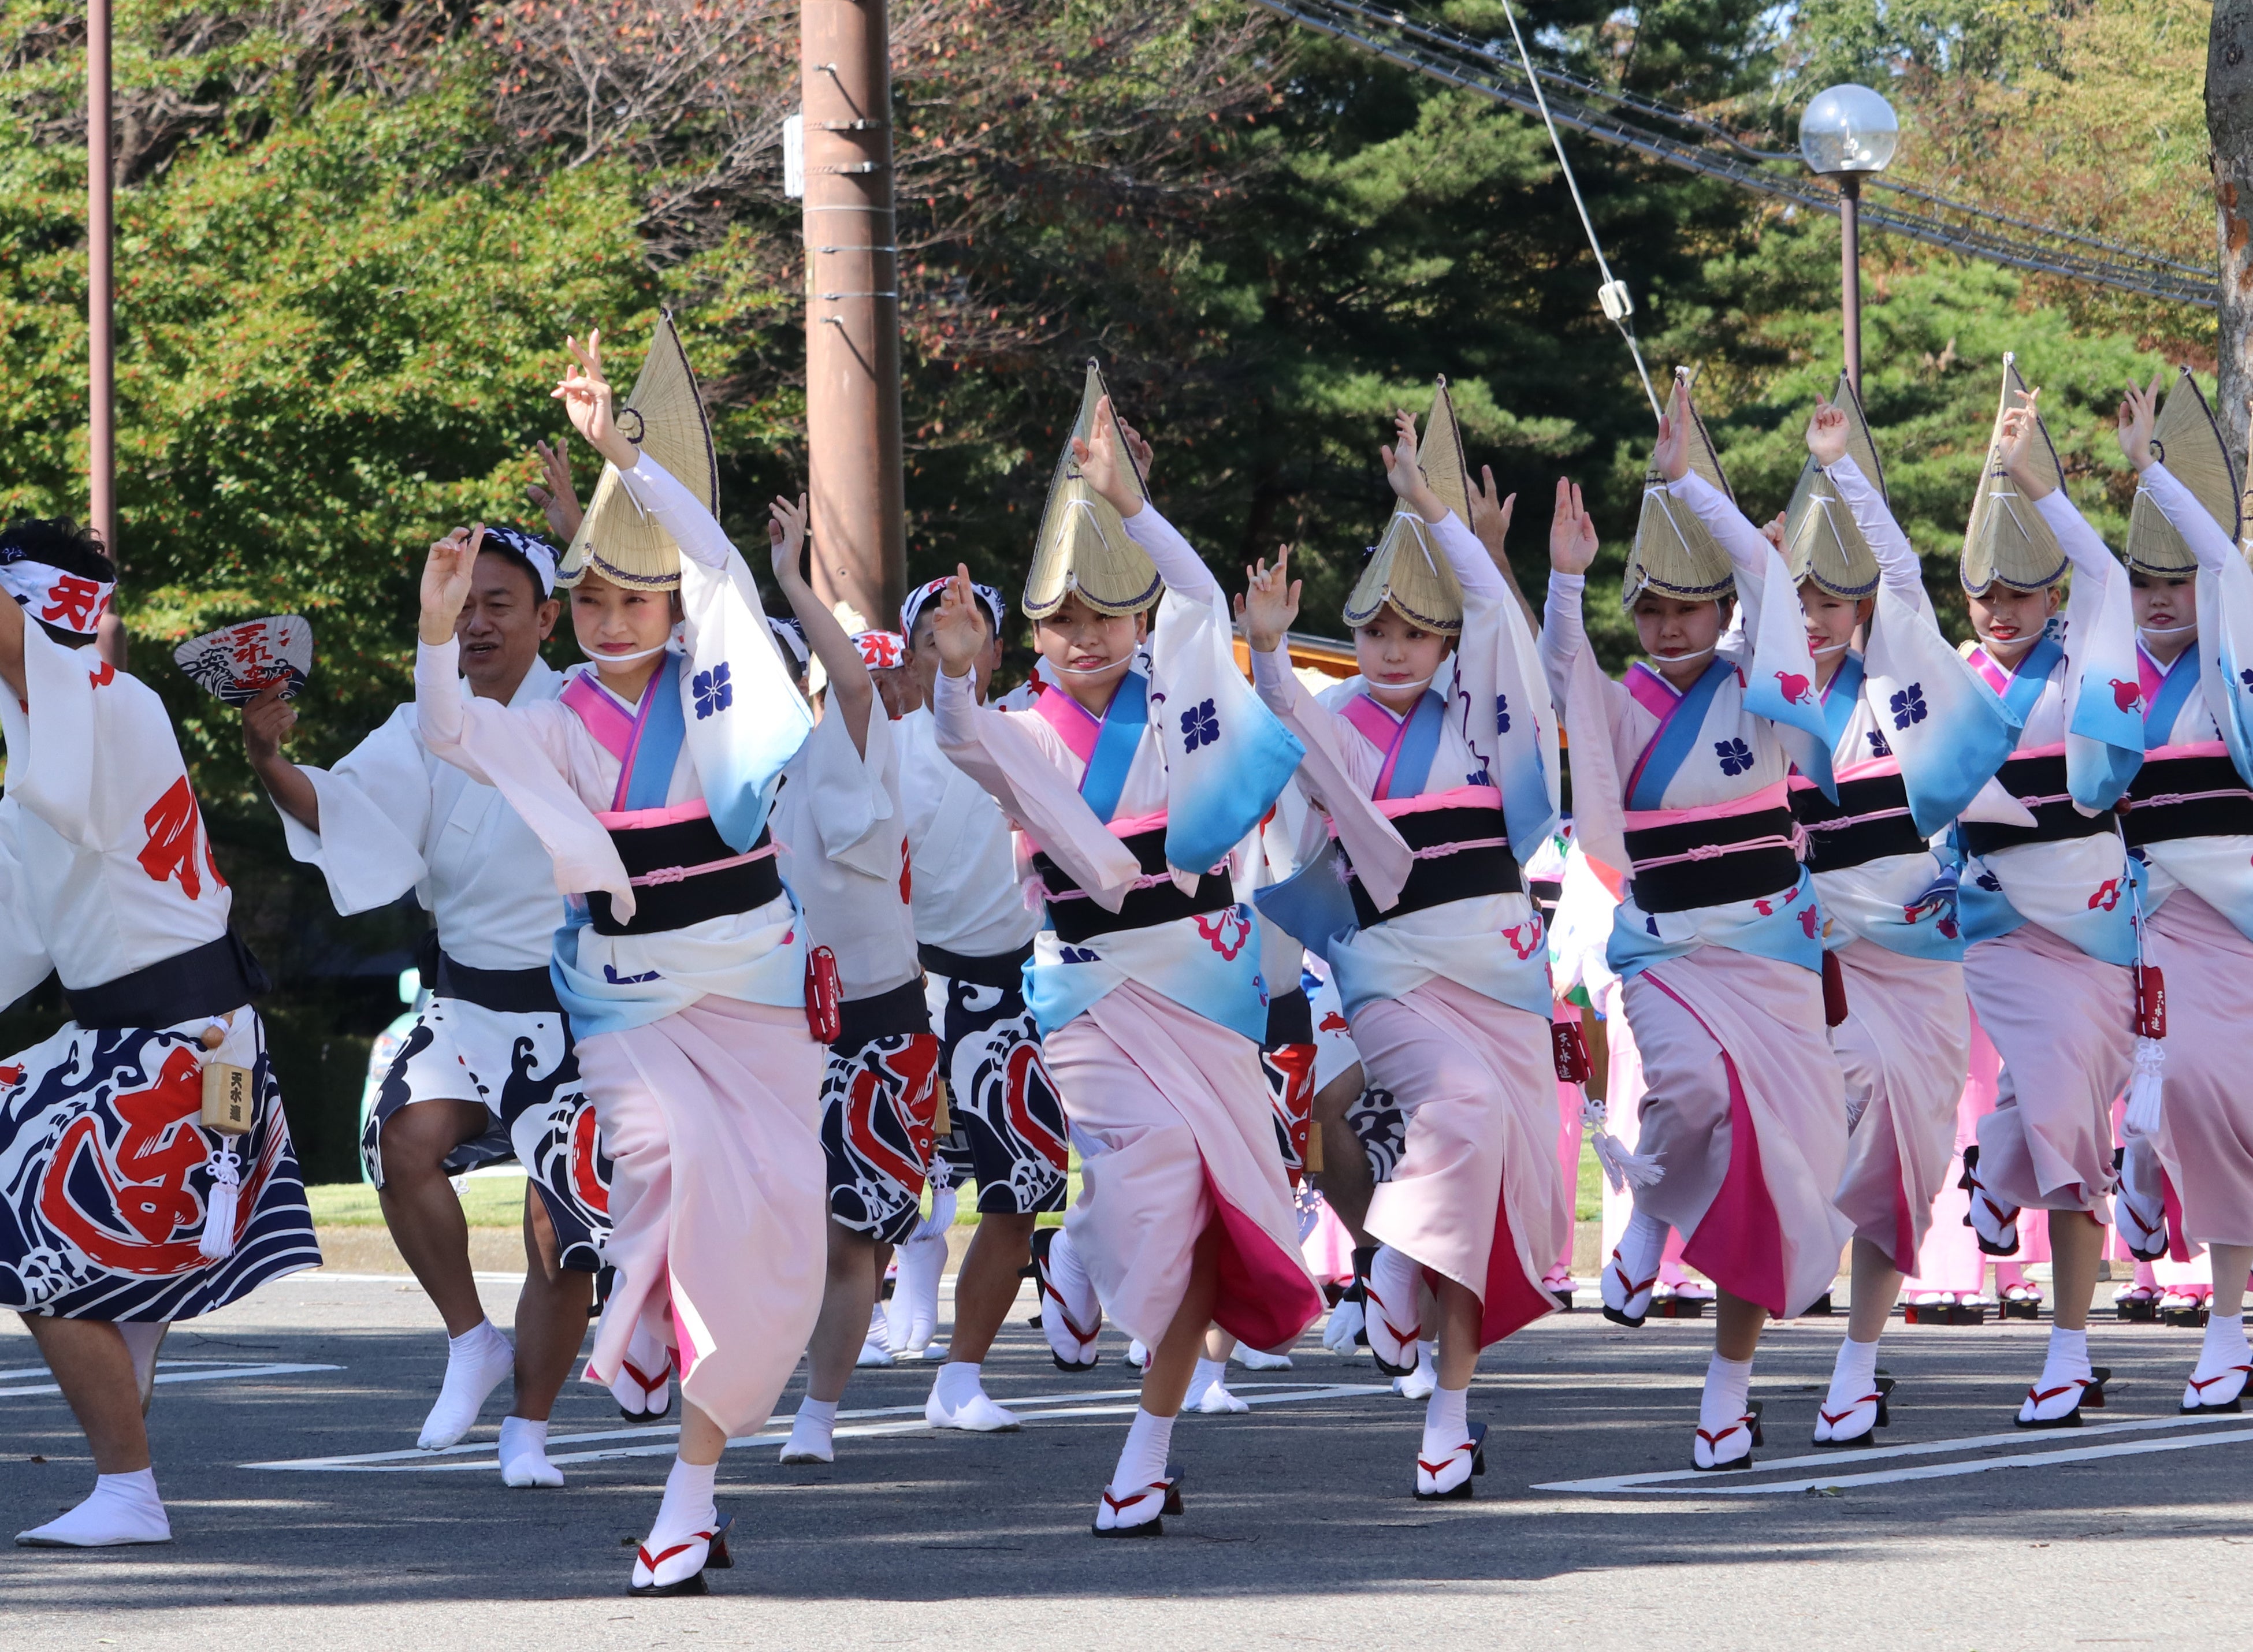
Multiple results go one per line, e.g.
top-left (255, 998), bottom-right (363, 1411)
top-left (1699, 1353), bottom-right (1754, 1434)
top-left (897, 1234), bottom-right (947, 1352)
top-left (498, 1415), bottom-right (564, 1488)
top-left (15, 1468), bottom-right (170, 1547)
top-left (934, 1361), bottom-right (984, 1412)
top-left (1421, 1380), bottom-right (1470, 1464)
top-left (652, 1456), bottom-right (719, 1547)
top-left (1110, 1407), bottom-right (1176, 1493)
top-left (781, 1397), bottom-right (839, 1463)
top-left (2200, 1314), bottom-right (2251, 1371)
top-left (1619, 1211), bottom-right (1669, 1285)
top-left (2040, 1326), bottom-right (2092, 1389)
top-left (418, 1320), bottom-right (514, 1450)
top-left (1189, 1357), bottom-right (1227, 1404)
top-left (1823, 1334), bottom-right (1881, 1411)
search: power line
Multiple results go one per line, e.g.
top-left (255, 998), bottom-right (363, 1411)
top-left (1251, 0), bottom-right (2217, 310)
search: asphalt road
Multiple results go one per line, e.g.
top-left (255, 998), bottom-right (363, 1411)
top-left (4, 1269), bottom-right (2250, 1652)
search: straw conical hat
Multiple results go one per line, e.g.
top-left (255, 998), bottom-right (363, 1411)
top-left (1623, 367), bottom-right (1737, 606)
top-left (557, 311), bottom-right (717, 591)
top-left (1022, 362), bottom-right (1161, 619)
top-left (2125, 369), bottom-right (2239, 577)
top-left (1961, 352), bottom-right (2067, 594)
top-left (1782, 369), bottom-right (1884, 598)
top-left (1343, 378), bottom-right (1470, 635)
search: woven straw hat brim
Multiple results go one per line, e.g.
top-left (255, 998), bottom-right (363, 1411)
top-left (1024, 362), bottom-right (1160, 619)
top-left (1624, 469), bottom-right (1736, 606)
top-left (1961, 354), bottom-right (2068, 594)
top-left (1344, 512), bottom-right (1464, 634)
top-left (557, 312), bottom-right (717, 592)
top-left (2126, 369), bottom-right (2239, 577)
top-left (1782, 463), bottom-right (1881, 597)
top-left (1344, 378), bottom-right (1471, 633)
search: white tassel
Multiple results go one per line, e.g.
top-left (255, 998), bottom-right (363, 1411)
top-left (1581, 1092), bottom-right (1663, 1192)
top-left (2123, 1037), bottom-right (2167, 1138)
top-left (198, 1148), bottom-right (241, 1262)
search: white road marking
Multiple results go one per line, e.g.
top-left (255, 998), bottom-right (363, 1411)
top-left (1535, 1411), bottom-right (2253, 1495)
top-left (244, 1382), bottom-right (1395, 1472)
top-left (1, 1363), bottom-right (340, 1400)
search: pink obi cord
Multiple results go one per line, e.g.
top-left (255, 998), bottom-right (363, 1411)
top-left (1623, 780), bottom-right (1806, 873)
top-left (627, 842), bottom-right (776, 890)
top-left (1324, 784), bottom-right (1510, 861)
top-left (2133, 741), bottom-right (2250, 810)
top-left (1035, 811), bottom-right (1215, 906)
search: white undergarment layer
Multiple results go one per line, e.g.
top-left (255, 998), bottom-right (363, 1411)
top-left (14, 1468), bottom-right (170, 1547)
top-left (419, 1320), bottom-right (514, 1450)
top-left (499, 1415), bottom-right (564, 1488)
top-left (1699, 1353), bottom-right (1754, 1434)
top-left (1111, 1406), bottom-right (1176, 1493)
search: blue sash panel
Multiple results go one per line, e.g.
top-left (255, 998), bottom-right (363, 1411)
top-left (2145, 650), bottom-right (2202, 750)
top-left (1626, 658), bottom-right (1734, 812)
top-left (622, 654), bottom-right (687, 813)
top-left (1380, 690), bottom-right (1447, 801)
top-left (1822, 654), bottom-right (1867, 751)
top-left (2001, 637), bottom-right (2063, 734)
top-left (1080, 671), bottom-right (1149, 825)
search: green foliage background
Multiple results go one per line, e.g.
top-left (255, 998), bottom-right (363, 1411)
top-left (0, 0), bottom-right (2217, 1175)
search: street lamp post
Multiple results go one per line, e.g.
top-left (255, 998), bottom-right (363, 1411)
top-left (88, 0), bottom-right (114, 557)
top-left (1798, 83), bottom-right (1899, 398)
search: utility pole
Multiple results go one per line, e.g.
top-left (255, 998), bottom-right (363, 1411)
top-left (800, 0), bottom-right (904, 629)
top-left (88, 0), bottom-right (115, 557)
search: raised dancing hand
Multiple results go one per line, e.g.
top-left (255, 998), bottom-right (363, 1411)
top-left (1072, 396), bottom-right (1144, 518)
top-left (526, 437), bottom-right (583, 542)
top-left (930, 564), bottom-right (988, 677)
top-left (2116, 372), bottom-right (2165, 474)
top-left (1235, 545), bottom-right (1302, 655)
top-left (1549, 478), bottom-right (1598, 575)
top-left (1806, 400), bottom-right (1850, 469)
top-left (1652, 378), bottom-right (1691, 483)
top-left (1382, 410), bottom-right (1445, 522)
top-left (419, 524), bottom-right (485, 645)
top-left (1760, 511), bottom-right (1787, 553)
top-left (768, 493), bottom-right (811, 590)
top-left (1997, 388), bottom-right (2055, 501)
top-left (240, 677), bottom-right (298, 767)
top-left (553, 331), bottom-right (636, 472)
top-left (1116, 416), bottom-right (1155, 485)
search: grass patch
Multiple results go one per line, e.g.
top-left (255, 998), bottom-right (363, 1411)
top-left (305, 1176), bottom-right (530, 1229)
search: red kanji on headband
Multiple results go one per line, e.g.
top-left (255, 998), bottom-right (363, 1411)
top-left (852, 631), bottom-right (906, 669)
top-left (38, 573), bottom-right (111, 633)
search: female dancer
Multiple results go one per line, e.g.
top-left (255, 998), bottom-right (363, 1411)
top-left (1950, 371), bottom-right (2148, 1426)
top-left (416, 329), bottom-right (817, 1592)
top-left (1543, 374), bottom-right (1851, 1469)
top-left (1240, 390), bottom-right (1566, 1498)
top-left (927, 370), bottom-right (1318, 1534)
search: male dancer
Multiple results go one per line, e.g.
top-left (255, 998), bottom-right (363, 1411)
top-left (247, 520), bottom-right (611, 1483)
top-left (898, 577), bottom-right (1076, 1414)
top-left (769, 592), bottom-right (945, 1465)
top-left (2, 518), bottom-right (319, 1545)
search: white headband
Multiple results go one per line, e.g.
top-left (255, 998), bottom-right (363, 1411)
top-left (0, 559), bottom-right (113, 635)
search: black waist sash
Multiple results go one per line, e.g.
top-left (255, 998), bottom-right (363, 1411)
top-left (64, 932), bottom-right (271, 1030)
top-left (1957, 754), bottom-right (2114, 858)
top-left (586, 817), bottom-right (783, 937)
top-left (435, 951), bottom-right (562, 1016)
top-left (1623, 807), bottom-right (1799, 914)
top-left (919, 940), bottom-right (1035, 994)
top-left (1791, 772), bottom-right (1927, 873)
top-left (1265, 986), bottom-right (1314, 1050)
top-left (832, 976), bottom-right (935, 1053)
top-left (1346, 805), bottom-right (1519, 930)
top-left (1034, 828), bottom-right (1233, 946)
top-left (2122, 752), bottom-right (2253, 847)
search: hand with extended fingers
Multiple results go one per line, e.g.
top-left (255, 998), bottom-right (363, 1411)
top-left (2117, 371), bottom-right (2165, 474)
top-left (931, 564), bottom-right (989, 678)
top-left (419, 525), bottom-right (486, 645)
top-left (527, 437), bottom-right (584, 542)
top-left (1382, 410), bottom-right (1445, 524)
top-left (1072, 396), bottom-right (1145, 519)
top-left (1235, 546), bottom-right (1302, 655)
top-left (553, 332), bottom-right (638, 474)
top-left (1652, 378), bottom-right (1692, 483)
top-left (1997, 388), bottom-right (2055, 501)
top-left (1759, 511), bottom-right (1787, 553)
top-left (1549, 479), bottom-right (1598, 576)
top-left (768, 493), bottom-right (812, 593)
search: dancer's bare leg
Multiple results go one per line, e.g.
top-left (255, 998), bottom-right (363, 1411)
top-left (375, 1098), bottom-right (491, 1336)
top-left (511, 1188), bottom-right (593, 1420)
top-left (20, 1316), bottom-right (146, 1474)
